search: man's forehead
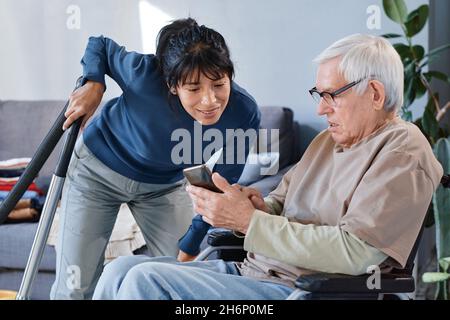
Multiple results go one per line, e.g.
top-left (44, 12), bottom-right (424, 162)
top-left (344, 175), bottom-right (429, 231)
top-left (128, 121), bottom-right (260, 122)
top-left (316, 61), bottom-right (346, 91)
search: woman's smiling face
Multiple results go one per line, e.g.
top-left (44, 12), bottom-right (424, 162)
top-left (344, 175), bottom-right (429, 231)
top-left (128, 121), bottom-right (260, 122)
top-left (173, 71), bottom-right (231, 125)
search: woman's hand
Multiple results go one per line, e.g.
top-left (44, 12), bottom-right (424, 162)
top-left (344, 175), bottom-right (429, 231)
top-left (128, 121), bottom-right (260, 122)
top-left (63, 81), bottom-right (105, 131)
top-left (177, 250), bottom-right (198, 262)
top-left (232, 184), bottom-right (270, 213)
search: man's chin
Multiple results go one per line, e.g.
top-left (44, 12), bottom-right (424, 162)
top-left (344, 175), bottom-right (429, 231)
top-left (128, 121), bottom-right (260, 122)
top-left (330, 133), bottom-right (344, 144)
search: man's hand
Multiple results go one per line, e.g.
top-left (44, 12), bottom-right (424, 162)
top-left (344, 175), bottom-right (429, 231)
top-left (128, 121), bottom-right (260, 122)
top-left (233, 185), bottom-right (270, 213)
top-left (63, 80), bottom-right (105, 131)
top-left (177, 250), bottom-right (197, 262)
top-left (186, 173), bottom-right (259, 234)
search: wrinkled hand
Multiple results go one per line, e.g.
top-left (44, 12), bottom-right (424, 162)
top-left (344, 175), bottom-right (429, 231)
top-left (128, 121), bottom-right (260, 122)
top-left (63, 81), bottom-right (104, 131)
top-left (177, 250), bottom-right (197, 262)
top-left (232, 184), bottom-right (270, 213)
top-left (186, 173), bottom-right (257, 234)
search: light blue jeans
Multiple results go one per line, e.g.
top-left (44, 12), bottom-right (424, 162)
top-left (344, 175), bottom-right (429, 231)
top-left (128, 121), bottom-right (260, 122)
top-left (93, 255), bottom-right (294, 300)
top-left (51, 136), bottom-right (195, 299)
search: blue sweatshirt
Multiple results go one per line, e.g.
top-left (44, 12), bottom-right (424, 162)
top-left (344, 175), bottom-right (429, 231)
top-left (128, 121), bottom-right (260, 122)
top-left (80, 36), bottom-right (261, 255)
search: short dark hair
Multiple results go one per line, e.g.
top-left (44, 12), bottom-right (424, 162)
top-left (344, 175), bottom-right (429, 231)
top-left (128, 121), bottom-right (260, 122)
top-left (155, 18), bottom-right (234, 90)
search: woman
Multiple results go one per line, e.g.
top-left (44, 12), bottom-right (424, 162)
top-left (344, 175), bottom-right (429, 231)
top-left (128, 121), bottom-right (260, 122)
top-left (51, 18), bottom-right (260, 299)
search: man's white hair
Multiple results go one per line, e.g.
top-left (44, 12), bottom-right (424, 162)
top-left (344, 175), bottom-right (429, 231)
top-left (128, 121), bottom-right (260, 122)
top-left (313, 34), bottom-right (404, 113)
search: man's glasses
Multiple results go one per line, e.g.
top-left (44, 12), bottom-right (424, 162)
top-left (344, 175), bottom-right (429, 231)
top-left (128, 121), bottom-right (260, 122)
top-left (309, 79), bottom-right (363, 107)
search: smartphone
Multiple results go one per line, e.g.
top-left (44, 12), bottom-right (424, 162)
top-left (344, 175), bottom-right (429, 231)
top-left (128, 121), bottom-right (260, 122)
top-left (183, 164), bottom-right (223, 193)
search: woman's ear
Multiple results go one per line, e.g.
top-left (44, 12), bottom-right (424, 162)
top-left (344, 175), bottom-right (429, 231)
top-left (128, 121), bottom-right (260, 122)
top-left (167, 84), bottom-right (177, 95)
top-left (369, 80), bottom-right (385, 111)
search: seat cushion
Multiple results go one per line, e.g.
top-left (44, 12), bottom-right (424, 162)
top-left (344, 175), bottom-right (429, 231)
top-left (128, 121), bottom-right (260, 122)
top-left (0, 222), bottom-right (56, 271)
top-left (0, 269), bottom-right (54, 300)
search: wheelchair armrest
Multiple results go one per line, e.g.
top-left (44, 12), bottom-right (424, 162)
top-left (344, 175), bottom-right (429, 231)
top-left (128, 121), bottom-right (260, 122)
top-left (295, 272), bottom-right (415, 294)
top-left (207, 229), bottom-right (245, 247)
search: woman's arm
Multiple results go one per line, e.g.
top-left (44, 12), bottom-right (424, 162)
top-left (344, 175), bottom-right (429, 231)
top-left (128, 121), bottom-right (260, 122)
top-left (63, 36), bottom-right (150, 130)
top-left (81, 35), bottom-right (148, 92)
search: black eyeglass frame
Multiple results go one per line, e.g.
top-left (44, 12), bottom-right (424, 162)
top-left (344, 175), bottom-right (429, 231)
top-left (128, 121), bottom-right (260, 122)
top-left (309, 78), bottom-right (364, 105)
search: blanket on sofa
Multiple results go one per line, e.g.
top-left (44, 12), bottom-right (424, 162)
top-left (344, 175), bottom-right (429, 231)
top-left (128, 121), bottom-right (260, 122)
top-left (47, 203), bottom-right (146, 261)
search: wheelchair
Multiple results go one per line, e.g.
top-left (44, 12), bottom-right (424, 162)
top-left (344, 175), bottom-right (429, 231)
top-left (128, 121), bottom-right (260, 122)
top-left (195, 174), bottom-right (450, 300)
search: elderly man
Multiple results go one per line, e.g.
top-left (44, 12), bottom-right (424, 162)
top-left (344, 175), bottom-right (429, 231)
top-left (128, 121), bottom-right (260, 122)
top-left (92, 34), bottom-right (443, 300)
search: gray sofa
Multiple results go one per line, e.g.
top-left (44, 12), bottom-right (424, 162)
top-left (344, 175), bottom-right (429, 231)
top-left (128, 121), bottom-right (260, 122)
top-left (0, 100), bottom-right (302, 299)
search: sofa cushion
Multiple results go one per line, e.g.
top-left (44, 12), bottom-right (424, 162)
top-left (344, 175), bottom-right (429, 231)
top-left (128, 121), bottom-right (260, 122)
top-left (0, 269), bottom-right (54, 300)
top-left (259, 106), bottom-right (296, 170)
top-left (0, 100), bottom-right (66, 192)
top-left (0, 222), bottom-right (56, 271)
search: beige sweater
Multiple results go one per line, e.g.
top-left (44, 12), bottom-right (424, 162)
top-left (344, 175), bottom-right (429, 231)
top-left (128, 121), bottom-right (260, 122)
top-left (237, 117), bottom-right (443, 287)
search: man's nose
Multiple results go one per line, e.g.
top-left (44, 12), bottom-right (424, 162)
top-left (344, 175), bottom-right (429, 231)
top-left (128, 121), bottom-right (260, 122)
top-left (317, 99), bottom-right (333, 116)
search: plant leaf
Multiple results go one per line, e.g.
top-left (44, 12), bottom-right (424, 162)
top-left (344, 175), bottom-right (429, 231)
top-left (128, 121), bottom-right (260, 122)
top-left (422, 108), bottom-right (438, 142)
top-left (433, 137), bottom-right (450, 263)
top-left (425, 43), bottom-right (450, 59)
top-left (423, 72), bottom-right (432, 82)
top-left (403, 69), bottom-right (416, 108)
top-left (424, 71), bottom-right (449, 83)
top-left (422, 94), bottom-right (439, 141)
top-left (383, 0), bottom-right (408, 24)
top-left (394, 43), bottom-right (413, 62)
top-left (405, 5), bottom-right (429, 37)
top-left (413, 76), bottom-right (426, 100)
top-left (381, 33), bottom-right (403, 39)
top-left (412, 45), bottom-right (425, 61)
top-left (439, 257), bottom-right (450, 272)
top-left (422, 272), bottom-right (450, 283)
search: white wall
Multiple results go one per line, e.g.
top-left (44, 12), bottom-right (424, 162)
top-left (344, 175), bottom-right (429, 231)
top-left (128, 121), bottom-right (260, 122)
top-left (0, 0), bottom-right (429, 136)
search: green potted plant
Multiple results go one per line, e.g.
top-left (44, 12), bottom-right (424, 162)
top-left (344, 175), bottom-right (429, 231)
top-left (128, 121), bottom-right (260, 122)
top-left (382, 0), bottom-right (450, 299)
top-left (422, 257), bottom-right (450, 299)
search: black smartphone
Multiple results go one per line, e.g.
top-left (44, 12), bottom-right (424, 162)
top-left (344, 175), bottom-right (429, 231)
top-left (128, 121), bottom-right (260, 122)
top-left (183, 164), bottom-right (223, 193)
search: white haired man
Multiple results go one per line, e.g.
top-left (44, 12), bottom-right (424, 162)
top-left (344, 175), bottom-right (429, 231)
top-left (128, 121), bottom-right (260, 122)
top-left (92, 34), bottom-right (443, 300)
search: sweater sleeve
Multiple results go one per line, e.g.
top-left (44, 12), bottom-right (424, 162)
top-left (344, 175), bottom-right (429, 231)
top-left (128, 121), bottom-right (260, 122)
top-left (264, 197), bottom-right (283, 216)
top-left (81, 35), bottom-right (148, 92)
top-left (243, 210), bottom-right (388, 275)
top-left (178, 214), bottom-right (210, 256)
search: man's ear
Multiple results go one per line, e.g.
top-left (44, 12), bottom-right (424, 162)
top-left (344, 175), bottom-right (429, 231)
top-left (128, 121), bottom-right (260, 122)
top-left (369, 80), bottom-right (385, 111)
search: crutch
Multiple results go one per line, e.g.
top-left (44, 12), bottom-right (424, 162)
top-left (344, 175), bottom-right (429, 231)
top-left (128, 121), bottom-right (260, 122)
top-left (0, 76), bottom-right (85, 299)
